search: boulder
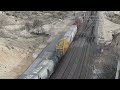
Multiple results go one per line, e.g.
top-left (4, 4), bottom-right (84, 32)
top-left (96, 11), bottom-right (120, 45)
top-left (29, 27), bottom-right (43, 34)
top-left (42, 24), bottom-right (52, 34)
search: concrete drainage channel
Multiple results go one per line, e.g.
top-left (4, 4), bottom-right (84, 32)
top-left (18, 17), bottom-right (82, 79)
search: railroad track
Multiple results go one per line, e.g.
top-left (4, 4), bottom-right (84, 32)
top-left (50, 11), bottom-right (98, 79)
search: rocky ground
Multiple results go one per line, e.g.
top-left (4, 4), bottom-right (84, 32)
top-left (93, 11), bottom-right (120, 79)
top-left (0, 11), bottom-right (82, 79)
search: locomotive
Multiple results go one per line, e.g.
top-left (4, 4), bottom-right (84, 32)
top-left (19, 16), bottom-right (83, 79)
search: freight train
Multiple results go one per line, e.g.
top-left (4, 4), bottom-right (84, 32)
top-left (19, 16), bottom-right (83, 79)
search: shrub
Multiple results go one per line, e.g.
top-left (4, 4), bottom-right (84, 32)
top-left (33, 19), bottom-right (43, 28)
top-left (25, 22), bottom-right (32, 31)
